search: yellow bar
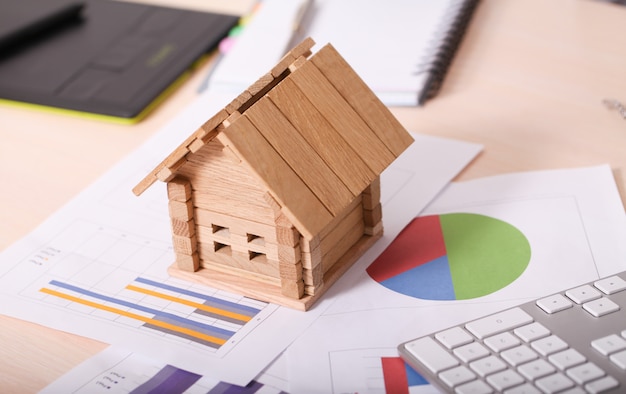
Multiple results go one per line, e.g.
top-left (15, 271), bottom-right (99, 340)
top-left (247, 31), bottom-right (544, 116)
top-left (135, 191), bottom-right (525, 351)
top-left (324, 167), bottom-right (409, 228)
top-left (40, 287), bottom-right (227, 346)
top-left (126, 284), bottom-right (252, 323)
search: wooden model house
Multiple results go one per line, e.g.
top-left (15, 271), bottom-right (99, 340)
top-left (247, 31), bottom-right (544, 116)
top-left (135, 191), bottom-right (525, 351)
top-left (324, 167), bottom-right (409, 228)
top-left (133, 38), bottom-right (413, 310)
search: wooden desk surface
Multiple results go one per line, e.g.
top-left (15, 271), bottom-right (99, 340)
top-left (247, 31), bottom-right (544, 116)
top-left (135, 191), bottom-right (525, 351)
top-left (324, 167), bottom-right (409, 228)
top-left (1, 0), bottom-right (625, 391)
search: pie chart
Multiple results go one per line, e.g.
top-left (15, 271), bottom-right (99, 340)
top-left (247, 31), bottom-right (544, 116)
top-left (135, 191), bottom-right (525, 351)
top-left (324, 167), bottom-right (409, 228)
top-left (367, 213), bottom-right (531, 300)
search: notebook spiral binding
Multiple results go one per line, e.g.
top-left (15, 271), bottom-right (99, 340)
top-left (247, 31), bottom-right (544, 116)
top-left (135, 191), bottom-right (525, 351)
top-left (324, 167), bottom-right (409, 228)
top-left (417, 0), bottom-right (480, 105)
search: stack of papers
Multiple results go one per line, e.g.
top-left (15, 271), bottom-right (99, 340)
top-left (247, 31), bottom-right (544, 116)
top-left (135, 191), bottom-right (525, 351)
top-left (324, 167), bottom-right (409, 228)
top-left (0, 89), bottom-right (482, 390)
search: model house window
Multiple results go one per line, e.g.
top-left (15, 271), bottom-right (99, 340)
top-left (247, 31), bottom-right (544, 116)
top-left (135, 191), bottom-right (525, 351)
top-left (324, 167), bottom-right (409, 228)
top-left (214, 241), bottom-right (232, 255)
top-left (212, 224), bottom-right (229, 237)
top-left (210, 226), bottom-right (267, 261)
top-left (211, 224), bottom-right (231, 255)
top-left (246, 233), bottom-right (266, 261)
top-left (246, 233), bottom-right (264, 245)
top-left (248, 251), bottom-right (265, 261)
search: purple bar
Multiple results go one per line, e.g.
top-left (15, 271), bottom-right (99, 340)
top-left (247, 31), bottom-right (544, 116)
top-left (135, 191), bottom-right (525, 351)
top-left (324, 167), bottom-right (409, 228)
top-left (208, 380), bottom-right (266, 394)
top-left (130, 365), bottom-right (201, 394)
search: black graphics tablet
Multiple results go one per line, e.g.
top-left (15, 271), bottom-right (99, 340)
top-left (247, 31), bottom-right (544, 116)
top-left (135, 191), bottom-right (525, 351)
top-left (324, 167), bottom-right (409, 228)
top-left (0, 0), bottom-right (238, 123)
top-left (0, 0), bottom-right (84, 52)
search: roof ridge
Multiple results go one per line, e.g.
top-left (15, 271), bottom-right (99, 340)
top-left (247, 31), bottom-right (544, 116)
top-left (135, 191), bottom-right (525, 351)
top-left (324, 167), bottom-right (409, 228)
top-left (133, 38), bottom-right (316, 196)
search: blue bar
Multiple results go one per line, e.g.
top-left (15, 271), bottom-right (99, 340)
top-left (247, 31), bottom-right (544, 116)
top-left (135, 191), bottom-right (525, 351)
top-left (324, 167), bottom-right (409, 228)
top-left (134, 277), bottom-right (263, 316)
top-left (48, 280), bottom-right (235, 339)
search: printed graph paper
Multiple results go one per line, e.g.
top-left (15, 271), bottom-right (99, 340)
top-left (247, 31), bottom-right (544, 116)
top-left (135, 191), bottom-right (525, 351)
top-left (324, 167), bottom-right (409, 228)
top-left (329, 348), bottom-right (437, 394)
top-left (20, 219), bottom-right (269, 353)
top-left (1, 218), bottom-right (285, 383)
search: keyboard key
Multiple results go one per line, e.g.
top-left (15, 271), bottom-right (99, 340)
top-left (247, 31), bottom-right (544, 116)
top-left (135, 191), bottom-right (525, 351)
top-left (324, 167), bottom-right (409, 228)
top-left (455, 379), bottom-right (494, 394)
top-left (566, 362), bottom-right (605, 384)
top-left (584, 375), bottom-right (619, 394)
top-left (536, 294), bottom-right (573, 314)
top-left (484, 332), bottom-right (521, 352)
top-left (454, 342), bottom-right (490, 363)
top-left (514, 322), bottom-right (550, 343)
top-left (469, 355), bottom-right (507, 377)
top-left (591, 334), bottom-right (626, 356)
top-left (435, 326), bottom-right (474, 349)
top-left (465, 308), bottom-right (534, 339)
top-left (531, 335), bottom-right (568, 356)
top-left (594, 275), bottom-right (626, 295)
top-left (548, 349), bottom-right (586, 370)
top-left (583, 298), bottom-right (620, 317)
top-left (501, 345), bottom-right (538, 366)
top-left (565, 284), bottom-right (602, 304)
top-left (518, 359), bottom-right (556, 380)
top-left (403, 336), bottom-right (459, 373)
top-left (535, 372), bottom-right (575, 393)
top-left (486, 369), bottom-right (524, 391)
top-left (558, 388), bottom-right (586, 394)
top-left (503, 383), bottom-right (542, 394)
top-left (609, 349), bottom-right (626, 370)
top-left (439, 365), bottom-right (476, 388)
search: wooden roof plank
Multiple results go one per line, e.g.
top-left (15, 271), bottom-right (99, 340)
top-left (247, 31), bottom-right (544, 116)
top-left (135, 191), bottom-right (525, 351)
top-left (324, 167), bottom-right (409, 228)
top-left (288, 37), bottom-right (315, 59)
top-left (133, 109), bottom-right (229, 196)
top-left (311, 44), bottom-right (414, 156)
top-left (132, 173), bottom-right (158, 196)
top-left (247, 72), bottom-right (275, 97)
top-left (271, 37), bottom-right (315, 78)
top-left (226, 90), bottom-right (253, 114)
top-left (200, 108), bottom-right (230, 136)
top-left (268, 77), bottom-right (375, 195)
top-left (245, 97), bottom-right (354, 216)
top-left (216, 114), bottom-right (333, 240)
top-left (271, 52), bottom-right (296, 78)
top-left (288, 57), bottom-right (396, 175)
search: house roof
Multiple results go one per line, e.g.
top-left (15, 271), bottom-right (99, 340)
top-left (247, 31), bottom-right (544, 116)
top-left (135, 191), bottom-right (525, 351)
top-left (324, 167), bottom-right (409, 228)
top-left (133, 38), bottom-right (413, 239)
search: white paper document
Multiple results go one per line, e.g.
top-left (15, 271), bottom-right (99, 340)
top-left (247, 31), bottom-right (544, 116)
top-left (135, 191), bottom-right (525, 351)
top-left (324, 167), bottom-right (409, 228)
top-left (0, 90), bottom-right (481, 386)
top-left (286, 165), bottom-right (626, 393)
top-left (41, 346), bottom-right (290, 394)
top-left (202, 0), bottom-right (309, 95)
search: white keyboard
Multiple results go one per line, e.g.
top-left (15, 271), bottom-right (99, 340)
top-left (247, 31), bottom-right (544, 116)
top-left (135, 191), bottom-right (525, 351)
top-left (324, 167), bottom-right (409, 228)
top-left (398, 271), bottom-right (626, 393)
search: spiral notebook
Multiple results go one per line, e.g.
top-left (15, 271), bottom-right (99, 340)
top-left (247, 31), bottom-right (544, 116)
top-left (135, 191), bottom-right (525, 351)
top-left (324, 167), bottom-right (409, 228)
top-left (297, 0), bottom-right (479, 106)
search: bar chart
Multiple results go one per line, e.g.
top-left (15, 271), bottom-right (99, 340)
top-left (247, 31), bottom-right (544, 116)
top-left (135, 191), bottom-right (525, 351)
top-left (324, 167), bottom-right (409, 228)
top-left (329, 348), bottom-right (437, 394)
top-left (40, 276), bottom-right (262, 349)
